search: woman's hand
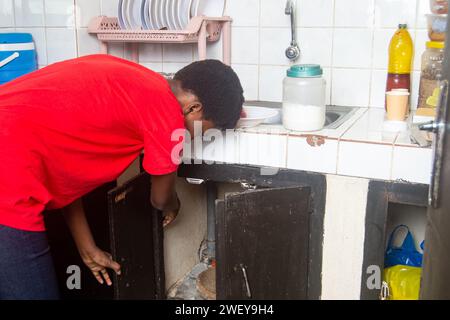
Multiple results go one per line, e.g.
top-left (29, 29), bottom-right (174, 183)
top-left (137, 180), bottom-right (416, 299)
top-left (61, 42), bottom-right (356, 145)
top-left (163, 197), bottom-right (181, 228)
top-left (81, 247), bottom-right (121, 286)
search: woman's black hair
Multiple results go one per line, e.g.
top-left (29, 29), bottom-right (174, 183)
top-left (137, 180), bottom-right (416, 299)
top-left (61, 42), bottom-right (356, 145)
top-left (174, 59), bottom-right (244, 129)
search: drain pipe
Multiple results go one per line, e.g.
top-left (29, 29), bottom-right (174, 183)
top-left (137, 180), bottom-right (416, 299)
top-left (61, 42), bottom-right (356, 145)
top-left (205, 181), bottom-right (218, 261)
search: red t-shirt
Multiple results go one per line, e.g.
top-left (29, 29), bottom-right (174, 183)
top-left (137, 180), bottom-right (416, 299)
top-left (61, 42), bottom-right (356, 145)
top-left (0, 54), bottom-right (185, 231)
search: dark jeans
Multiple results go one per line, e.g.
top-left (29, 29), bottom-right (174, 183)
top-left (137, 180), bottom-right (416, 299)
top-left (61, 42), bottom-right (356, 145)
top-left (0, 224), bottom-right (59, 300)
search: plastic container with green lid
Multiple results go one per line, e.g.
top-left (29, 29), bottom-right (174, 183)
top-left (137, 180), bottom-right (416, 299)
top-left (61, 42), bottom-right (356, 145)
top-left (282, 64), bottom-right (326, 132)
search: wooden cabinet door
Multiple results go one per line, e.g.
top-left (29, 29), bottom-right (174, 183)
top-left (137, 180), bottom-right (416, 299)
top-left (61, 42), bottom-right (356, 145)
top-left (216, 186), bottom-right (311, 300)
top-left (108, 172), bottom-right (165, 300)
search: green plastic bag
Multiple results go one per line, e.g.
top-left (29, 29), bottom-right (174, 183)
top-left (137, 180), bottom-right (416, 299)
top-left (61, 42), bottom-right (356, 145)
top-left (382, 265), bottom-right (422, 300)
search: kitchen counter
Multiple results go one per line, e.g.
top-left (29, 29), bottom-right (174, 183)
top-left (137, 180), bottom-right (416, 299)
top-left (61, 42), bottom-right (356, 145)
top-left (183, 107), bottom-right (433, 184)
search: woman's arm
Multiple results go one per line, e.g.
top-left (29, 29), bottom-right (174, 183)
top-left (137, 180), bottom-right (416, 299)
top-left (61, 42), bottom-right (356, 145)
top-left (63, 198), bottom-right (121, 286)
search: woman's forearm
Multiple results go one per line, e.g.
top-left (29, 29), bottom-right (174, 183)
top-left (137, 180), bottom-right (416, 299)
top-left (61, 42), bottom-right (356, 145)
top-left (62, 198), bottom-right (97, 258)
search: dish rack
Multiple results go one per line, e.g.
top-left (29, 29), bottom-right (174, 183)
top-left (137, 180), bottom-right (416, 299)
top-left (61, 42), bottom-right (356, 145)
top-left (88, 15), bottom-right (232, 65)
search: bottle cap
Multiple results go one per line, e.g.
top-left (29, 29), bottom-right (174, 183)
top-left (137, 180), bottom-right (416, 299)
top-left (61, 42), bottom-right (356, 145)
top-left (287, 64), bottom-right (323, 78)
top-left (426, 41), bottom-right (445, 49)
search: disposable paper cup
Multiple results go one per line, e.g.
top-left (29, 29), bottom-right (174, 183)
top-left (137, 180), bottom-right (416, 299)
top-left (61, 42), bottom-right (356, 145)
top-left (386, 91), bottom-right (410, 121)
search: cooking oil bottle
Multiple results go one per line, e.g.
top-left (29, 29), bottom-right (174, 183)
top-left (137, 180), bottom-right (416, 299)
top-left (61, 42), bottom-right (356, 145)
top-left (386, 24), bottom-right (414, 110)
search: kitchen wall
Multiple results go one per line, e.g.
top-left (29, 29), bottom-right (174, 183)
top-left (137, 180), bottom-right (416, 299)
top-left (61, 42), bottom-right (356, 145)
top-left (0, 0), bottom-right (430, 108)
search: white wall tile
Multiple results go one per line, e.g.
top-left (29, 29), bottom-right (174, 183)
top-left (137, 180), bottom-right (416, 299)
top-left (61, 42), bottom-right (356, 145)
top-left (391, 146), bottom-right (432, 184)
top-left (332, 69), bottom-right (371, 107)
top-left (0, 0), bottom-right (15, 27)
top-left (370, 69), bottom-right (387, 108)
top-left (139, 43), bottom-right (162, 62)
top-left (15, 27), bottom-right (47, 65)
top-left (14, 0), bottom-right (45, 27)
top-left (100, 0), bottom-right (119, 16)
top-left (231, 27), bottom-right (259, 64)
top-left (374, 0), bottom-right (418, 28)
top-left (108, 43), bottom-right (124, 58)
top-left (297, 28), bottom-right (333, 67)
top-left (44, 0), bottom-right (74, 27)
top-left (372, 28), bottom-right (395, 70)
top-left (232, 64), bottom-right (259, 101)
top-left (0, 28), bottom-right (16, 33)
top-left (259, 65), bottom-right (286, 102)
top-left (323, 67), bottom-right (332, 105)
top-left (287, 136), bottom-right (339, 174)
top-left (334, 0), bottom-right (375, 28)
top-left (193, 40), bottom-right (223, 61)
top-left (162, 44), bottom-right (193, 62)
top-left (416, 0), bottom-right (429, 29)
top-left (298, 0), bottom-right (335, 27)
top-left (333, 28), bottom-right (373, 68)
top-left (260, 0), bottom-right (289, 27)
top-left (76, 27), bottom-right (99, 57)
top-left (140, 62), bottom-right (163, 73)
top-left (225, 0), bottom-right (259, 27)
top-left (162, 62), bottom-right (190, 73)
top-left (46, 27), bottom-right (77, 64)
top-left (75, 0), bottom-right (100, 28)
top-left (259, 27), bottom-right (290, 65)
top-left (337, 141), bottom-right (393, 180)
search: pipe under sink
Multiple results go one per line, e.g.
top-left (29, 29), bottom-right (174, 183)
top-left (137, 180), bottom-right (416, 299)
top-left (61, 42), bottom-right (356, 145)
top-left (244, 101), bottom-right (358, 130)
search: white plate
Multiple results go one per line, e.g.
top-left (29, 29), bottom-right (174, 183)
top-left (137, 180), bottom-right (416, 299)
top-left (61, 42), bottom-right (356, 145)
top-left (190, 0), bottom-right (199, 17)
top-left (141, 0), bottom-right (149, 29)
top-left (236, 106), bottom-right (279, 128)
top-left (178, 0), bottom-right (192, 29)
top-left (171, 0), bottom-right (182, 30)
top-left (128, 0), bottom-right (143, 29)
top-left (118, 0), bottom-right (126, 29)
top-left (124, 0), bottom-right (134, 29)
top-left (151, 0), bottom-right (162, 29)
top-left (145, 0), bottom-right (153, 29)
top-left (158, 0), bottom-right (168, 29)
top-left (197, 0), bottom-right (226, 17)
top-left (165, 0), bottom-right (177, 30)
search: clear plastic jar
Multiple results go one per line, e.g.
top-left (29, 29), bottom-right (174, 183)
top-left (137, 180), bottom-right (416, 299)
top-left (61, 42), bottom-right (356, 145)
top-left (418, 41), bottom-right (445, 109)
top-left (282, 64), bottom-right (326, 131)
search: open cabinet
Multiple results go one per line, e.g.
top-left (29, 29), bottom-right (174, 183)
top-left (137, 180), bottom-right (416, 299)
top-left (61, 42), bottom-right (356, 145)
top-left (108, 172), bottom-right (165, 300)
top-left (46, 163), bottom-right (324, 300)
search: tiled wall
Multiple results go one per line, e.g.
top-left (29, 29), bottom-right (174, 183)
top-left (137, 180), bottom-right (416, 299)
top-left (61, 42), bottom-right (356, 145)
top-left (1, 0), bottom-right (431, 108)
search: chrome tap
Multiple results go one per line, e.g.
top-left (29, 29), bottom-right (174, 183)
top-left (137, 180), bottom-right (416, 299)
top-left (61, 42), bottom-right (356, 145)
top-left (285, 0), bottom-right (300, 61)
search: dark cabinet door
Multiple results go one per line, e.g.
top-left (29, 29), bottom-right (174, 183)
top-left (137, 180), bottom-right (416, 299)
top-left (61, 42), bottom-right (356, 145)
top-left (216, 186), bottom-right (311, 300)
top-left (108, 172), bottom-right (165, 300)
top-left (45, 183), bottom-right (115, 300)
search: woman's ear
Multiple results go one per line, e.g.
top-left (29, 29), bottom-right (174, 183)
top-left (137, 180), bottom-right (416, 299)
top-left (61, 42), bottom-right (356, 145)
top-left (185, 101), bottom-right (203, 117)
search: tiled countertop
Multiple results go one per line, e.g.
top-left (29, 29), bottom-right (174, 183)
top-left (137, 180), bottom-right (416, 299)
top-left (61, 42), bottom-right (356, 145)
top-left (183, 108), bottom-right (433, 185)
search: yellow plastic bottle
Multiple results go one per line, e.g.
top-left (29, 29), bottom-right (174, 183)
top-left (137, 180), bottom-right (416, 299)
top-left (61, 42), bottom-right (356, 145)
top-left (386, 24), bottom-right (414, 111)
top-left (388, 24), bottom-right (414, 74)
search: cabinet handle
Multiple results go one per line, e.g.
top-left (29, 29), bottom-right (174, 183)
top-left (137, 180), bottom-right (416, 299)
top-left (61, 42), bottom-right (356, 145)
top-left (186, 178), bottom-right (205, 185)
top-left (239, 264), bottom-right (252, 299)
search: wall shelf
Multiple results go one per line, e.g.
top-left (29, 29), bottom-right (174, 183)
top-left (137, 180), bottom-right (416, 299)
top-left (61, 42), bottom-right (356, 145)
top-left (88, 16), bottom-right (232, 65)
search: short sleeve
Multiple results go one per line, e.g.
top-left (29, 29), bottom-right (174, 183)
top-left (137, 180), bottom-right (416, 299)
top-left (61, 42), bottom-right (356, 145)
top-left (142, 126), bottom-right (185, 176)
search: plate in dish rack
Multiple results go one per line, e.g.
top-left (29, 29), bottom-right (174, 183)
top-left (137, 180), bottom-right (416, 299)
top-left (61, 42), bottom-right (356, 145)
top-left (178, 0), bottom-right (192, 29)
top-left (118, 0), bottom-right (126, 29)
top-left (128, 0), bottom-right (144, 29)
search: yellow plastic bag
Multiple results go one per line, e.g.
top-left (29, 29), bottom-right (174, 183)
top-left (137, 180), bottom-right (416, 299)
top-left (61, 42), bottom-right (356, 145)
top-left (382, 265), bottom-right (422, 300)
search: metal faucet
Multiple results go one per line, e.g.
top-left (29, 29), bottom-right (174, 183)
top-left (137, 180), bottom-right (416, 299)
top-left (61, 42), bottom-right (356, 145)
top-left (285, 0), bottom-right (300, 61)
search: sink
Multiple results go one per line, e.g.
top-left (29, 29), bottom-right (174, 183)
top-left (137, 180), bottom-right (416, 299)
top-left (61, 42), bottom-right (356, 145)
top-left (244, 101), bottom-right (358, 130)
top-left (324, 105), bottom-right (358, 129)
